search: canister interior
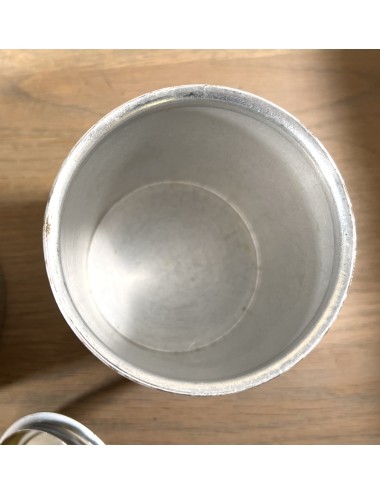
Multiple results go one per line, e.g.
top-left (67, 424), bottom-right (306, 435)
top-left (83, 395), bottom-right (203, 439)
top-left (58, 101), bottom-right (337, 385)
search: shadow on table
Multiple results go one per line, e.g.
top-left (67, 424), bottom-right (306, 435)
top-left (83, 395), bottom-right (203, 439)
top-left (58, 376), bottom-right (127, 417)
top-left (0, 200), bottom-right (90, 387)
top-left (0, 263), bottom-right (5, 333)
top-left (333, 50), bottom-right (380, 424)
top-left (333, 51), bottom-right (380, 309)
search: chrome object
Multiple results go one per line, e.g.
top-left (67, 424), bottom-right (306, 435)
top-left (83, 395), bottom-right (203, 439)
top-left (0, 412), bottom-right (104, 445)
top-left (43, 85), bottom-right (356, 396)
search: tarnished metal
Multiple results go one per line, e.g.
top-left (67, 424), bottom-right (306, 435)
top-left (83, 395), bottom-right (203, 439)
top-left (0, 412), bottom-right (104, 445)
top-left (43, 85), bottom-right (356, 396)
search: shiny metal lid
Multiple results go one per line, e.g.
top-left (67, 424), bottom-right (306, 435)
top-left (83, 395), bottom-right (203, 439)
top-left (0, 412), bottom-right (104, 445)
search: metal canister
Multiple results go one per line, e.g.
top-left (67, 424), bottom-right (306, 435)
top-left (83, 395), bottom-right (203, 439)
top-left (0, 412), bottom-right (104, 445)
top-left (43, 85), bottom-right (356, 396)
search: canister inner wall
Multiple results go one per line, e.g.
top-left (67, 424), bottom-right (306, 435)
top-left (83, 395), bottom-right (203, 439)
top-left (59, 102), bottom-right (335, 382)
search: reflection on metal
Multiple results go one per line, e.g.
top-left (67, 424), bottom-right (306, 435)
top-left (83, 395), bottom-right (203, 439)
top-left (0, 412), bottom-right (104, 445)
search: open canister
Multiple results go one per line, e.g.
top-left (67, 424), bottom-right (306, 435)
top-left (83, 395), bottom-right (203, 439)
top-left (0, 412), bottom-right (104, 445)
top-left (44, 85), bottom-right (356, 396)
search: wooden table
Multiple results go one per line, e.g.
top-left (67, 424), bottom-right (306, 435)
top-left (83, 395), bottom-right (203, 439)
top-left (0, 50), bottom-right (379, 444)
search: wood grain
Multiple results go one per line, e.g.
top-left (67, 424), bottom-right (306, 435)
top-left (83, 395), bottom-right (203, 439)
top-left (0, 50), bottom-right (379, 444)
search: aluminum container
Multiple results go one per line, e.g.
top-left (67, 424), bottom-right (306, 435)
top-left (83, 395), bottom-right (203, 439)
top-left (0, 412), bottom-right (103, 445)
top-left (43, 85), bottom-right (356, 396)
